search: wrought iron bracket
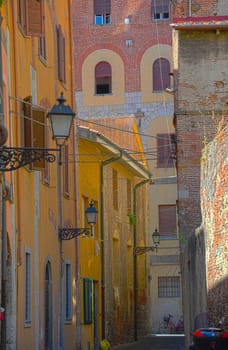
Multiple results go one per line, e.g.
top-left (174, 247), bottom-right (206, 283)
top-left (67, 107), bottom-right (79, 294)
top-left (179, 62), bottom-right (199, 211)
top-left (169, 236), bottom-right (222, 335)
top-left (0, 147), bottom-right (59, 172)
top-left (59, 228), bottom-right (90, 240)
top-left (134, 246), bottom-right (158, 255)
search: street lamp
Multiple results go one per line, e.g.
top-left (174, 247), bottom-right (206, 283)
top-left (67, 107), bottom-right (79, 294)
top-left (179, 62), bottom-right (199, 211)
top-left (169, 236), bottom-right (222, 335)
top-left (134, 228), bottom-right (160, 255)
top-left (0, 92), bottom-right (76, 172)
top-left (59, 201), bottom-right (98, 240)
top-left (48, 94), bottom-right (98, 240)
top-left (47, 92), bottom-right (75, 144)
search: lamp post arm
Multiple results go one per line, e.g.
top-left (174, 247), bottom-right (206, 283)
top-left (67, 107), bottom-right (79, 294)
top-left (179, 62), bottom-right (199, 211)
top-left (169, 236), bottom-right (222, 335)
top-left (58, 228), bottom-right (90, 240)
top-left (0, 147), bottom-right (59, 171)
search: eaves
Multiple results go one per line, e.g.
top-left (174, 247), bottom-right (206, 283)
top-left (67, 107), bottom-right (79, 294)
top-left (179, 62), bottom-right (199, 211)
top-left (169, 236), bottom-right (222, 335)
top-left (77, 126), bottom-right (152, 179)
top-left (171, 16), bottom-right (228, 31)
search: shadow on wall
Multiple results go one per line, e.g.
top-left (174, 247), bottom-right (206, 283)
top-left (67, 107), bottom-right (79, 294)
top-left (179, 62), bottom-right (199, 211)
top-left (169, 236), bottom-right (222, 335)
top-left (207, 276), bottom-right (228, 328)
top-left (192, 272), bottom-right (228, 330)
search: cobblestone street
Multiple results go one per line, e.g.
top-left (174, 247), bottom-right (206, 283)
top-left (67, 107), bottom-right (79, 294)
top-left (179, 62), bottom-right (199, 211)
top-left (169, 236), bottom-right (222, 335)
top-left (111, 335), bottom-right (185, 350)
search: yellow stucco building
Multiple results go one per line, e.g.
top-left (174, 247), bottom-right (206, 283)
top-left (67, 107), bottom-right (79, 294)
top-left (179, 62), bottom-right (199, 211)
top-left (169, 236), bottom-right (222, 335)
top-left (0, 1), bottom-right (79, 349)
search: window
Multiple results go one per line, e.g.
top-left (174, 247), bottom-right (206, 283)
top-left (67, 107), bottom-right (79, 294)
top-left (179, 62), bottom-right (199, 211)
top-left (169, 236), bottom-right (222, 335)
top-left (18, 0), bottom-right (44, 36)
top-left (39, 15), bottom-right (47, 60)
top-left (152, 0), bottom-right (170, 21)
top-left (153, 58), bottom-right (170, 92)
top-left (65, 262), bottom-right (72, 320)
top-left (158, 276), bottom-right (180, 298)
top-left (22, 97), bottom-right (46, 170)
top-left (94, 0), bottom-right (111, 25)
top-left (95, 62), bottom-right (112, 94)
top-left (84, 278), bottom-right (93, 324)
top-left (24, 250), bottom-right (31, 324)
top-left (159, 204), bottom-right (177, 238)
top-left (112, 169), bottom-right (118, 210)
top-left (56, 25), bottom-right (66, 83)
top-left (157, 133), bottom-right (176, 168)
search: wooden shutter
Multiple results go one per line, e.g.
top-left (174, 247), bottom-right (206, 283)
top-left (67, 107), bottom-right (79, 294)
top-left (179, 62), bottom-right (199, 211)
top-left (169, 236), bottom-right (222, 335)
top-left (32, 109), bottom-right (45, 169)
top-left (26, 0), bottom-right (44, 37)
top-left (57, 26), bottom-right (66, 82)
top-left (95, 62), bottom-right (111, 78)
top-left (84, 278), bottom-right (93, 324)
top-left (151, 0), bottom-right (170, 15)
top-left (157, 133), bottom-right (175, 168)
top-left (94, 0), bottom-right (111, 14)
top-left (153, 58), bottom-right (170, 92)
top-left (18, 0), bottom-right (27, 32)
top-left (159, 205), bottom-right (176, 237)
top-left (23, 97), bottom-right (32, 148)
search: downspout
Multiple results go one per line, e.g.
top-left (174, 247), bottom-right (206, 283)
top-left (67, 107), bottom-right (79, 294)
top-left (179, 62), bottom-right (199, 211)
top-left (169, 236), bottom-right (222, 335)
top-left (133, 178), bottom-right (152, 341)
top-left (100, 152), bottom-right (122, 340)
top-left (188, 0), bottom-right (192, 16)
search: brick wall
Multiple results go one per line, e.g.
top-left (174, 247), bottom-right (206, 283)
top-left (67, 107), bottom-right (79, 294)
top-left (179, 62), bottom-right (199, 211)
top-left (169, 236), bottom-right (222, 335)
top-left (172, 0), bottom-right (217, 17)
top-left (175, 29), bottom-right (228, 243)
top-left (201, 123), bottom-right (228, 326)
top-left (174, 18), bottom-right (228, 349)
top-left (73, 0), bottom-right (172, 92)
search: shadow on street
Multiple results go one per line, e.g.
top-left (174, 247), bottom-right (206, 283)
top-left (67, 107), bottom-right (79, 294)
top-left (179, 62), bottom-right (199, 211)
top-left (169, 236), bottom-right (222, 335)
top-left (111, 334), bottom-right (185, 350)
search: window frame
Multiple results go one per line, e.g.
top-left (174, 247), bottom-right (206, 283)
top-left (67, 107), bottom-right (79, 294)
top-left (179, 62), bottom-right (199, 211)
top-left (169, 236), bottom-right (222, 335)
top-left (94, 0), bottom-right (111, 25)
top-left (153, 58), bottom-right (170, 93)
top-left (157, 133), bottom-right (176, 168)
top-left (56, 25), bottom-right (66, 83)
top-left (158, 276), bottom-right (180, 298)
top-left (18, 0), bottom-right (44, 37)
top-left (94, 14), bottom-right (111, 25)
top-left (95, 61), bottom-right (112, 95)
top-left (159, 204), bottom-right (177, 239)
top-left (21, 97), bottom-right (46, 170)
top-left (64, 261), bottom-right (72, 321)
top-left (151, 0), bottom-right (170, 22)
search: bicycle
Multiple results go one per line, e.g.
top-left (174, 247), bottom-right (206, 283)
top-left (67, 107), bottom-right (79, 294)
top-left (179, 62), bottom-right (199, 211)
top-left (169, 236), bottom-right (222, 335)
top-left (159, 314), bottom-right (184, 334)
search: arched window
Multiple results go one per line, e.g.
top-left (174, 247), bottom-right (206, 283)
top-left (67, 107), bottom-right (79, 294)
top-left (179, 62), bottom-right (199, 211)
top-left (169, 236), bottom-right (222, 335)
top-left (95, 61), bottom-right (112, 94)
top-left (153, 58), bottom-right (170, 92)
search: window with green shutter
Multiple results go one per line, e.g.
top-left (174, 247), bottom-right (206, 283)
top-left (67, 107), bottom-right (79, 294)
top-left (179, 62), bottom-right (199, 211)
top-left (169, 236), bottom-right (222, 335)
top-left (83, 278), bottom-right (93, 324)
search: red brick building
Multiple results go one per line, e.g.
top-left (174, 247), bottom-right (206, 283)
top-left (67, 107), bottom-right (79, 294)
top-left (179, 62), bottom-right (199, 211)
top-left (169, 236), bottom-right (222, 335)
top-left (171, 1), bottom-right (228, 348)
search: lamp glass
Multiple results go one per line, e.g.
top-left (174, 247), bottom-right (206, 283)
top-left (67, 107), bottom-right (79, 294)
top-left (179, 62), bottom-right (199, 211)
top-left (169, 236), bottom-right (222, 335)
top-left (49, 114), bottom-right (73, 140)
top-left (85, 202), bottom-right (98, 225)
top-left (152, 229), bottom-right (160, 245)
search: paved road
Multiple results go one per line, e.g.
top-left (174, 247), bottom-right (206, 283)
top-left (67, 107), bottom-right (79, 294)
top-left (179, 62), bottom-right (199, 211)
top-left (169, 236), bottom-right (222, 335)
top-left (111, 335), bottom-right (185, 350)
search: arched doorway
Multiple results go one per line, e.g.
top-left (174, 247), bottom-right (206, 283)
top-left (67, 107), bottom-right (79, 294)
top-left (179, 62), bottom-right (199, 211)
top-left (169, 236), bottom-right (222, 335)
top-left (44, 261), bottom-right (53, 350)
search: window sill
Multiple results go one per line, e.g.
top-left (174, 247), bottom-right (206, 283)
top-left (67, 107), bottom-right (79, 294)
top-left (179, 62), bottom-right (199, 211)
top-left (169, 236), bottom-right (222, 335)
top-left (93, 23), bottom-right (112, 26)
top-left (94, 93), bottom-right (113, 96)
top-left (152, 18), bottom-right (170, 22)
top-left (160, 236), bottom-right (178, 241)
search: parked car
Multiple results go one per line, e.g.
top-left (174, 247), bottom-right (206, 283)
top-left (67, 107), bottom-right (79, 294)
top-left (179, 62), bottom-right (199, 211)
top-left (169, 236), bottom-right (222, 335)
top-left (190, 327), bottom-right (228, 350)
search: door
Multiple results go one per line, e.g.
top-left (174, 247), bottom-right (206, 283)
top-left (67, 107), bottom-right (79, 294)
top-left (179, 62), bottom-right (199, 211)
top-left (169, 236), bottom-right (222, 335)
top-left (93, 281), bottom-right (99, 350)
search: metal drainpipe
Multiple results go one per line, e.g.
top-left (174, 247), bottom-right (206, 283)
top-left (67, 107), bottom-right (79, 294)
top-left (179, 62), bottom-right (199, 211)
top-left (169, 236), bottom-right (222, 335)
top-left (100, 152), bottom-right (122, 340)
top-left (133, 178), bottom-right (152, 341)
top-left (189, 0), bottom-right (192, 16)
